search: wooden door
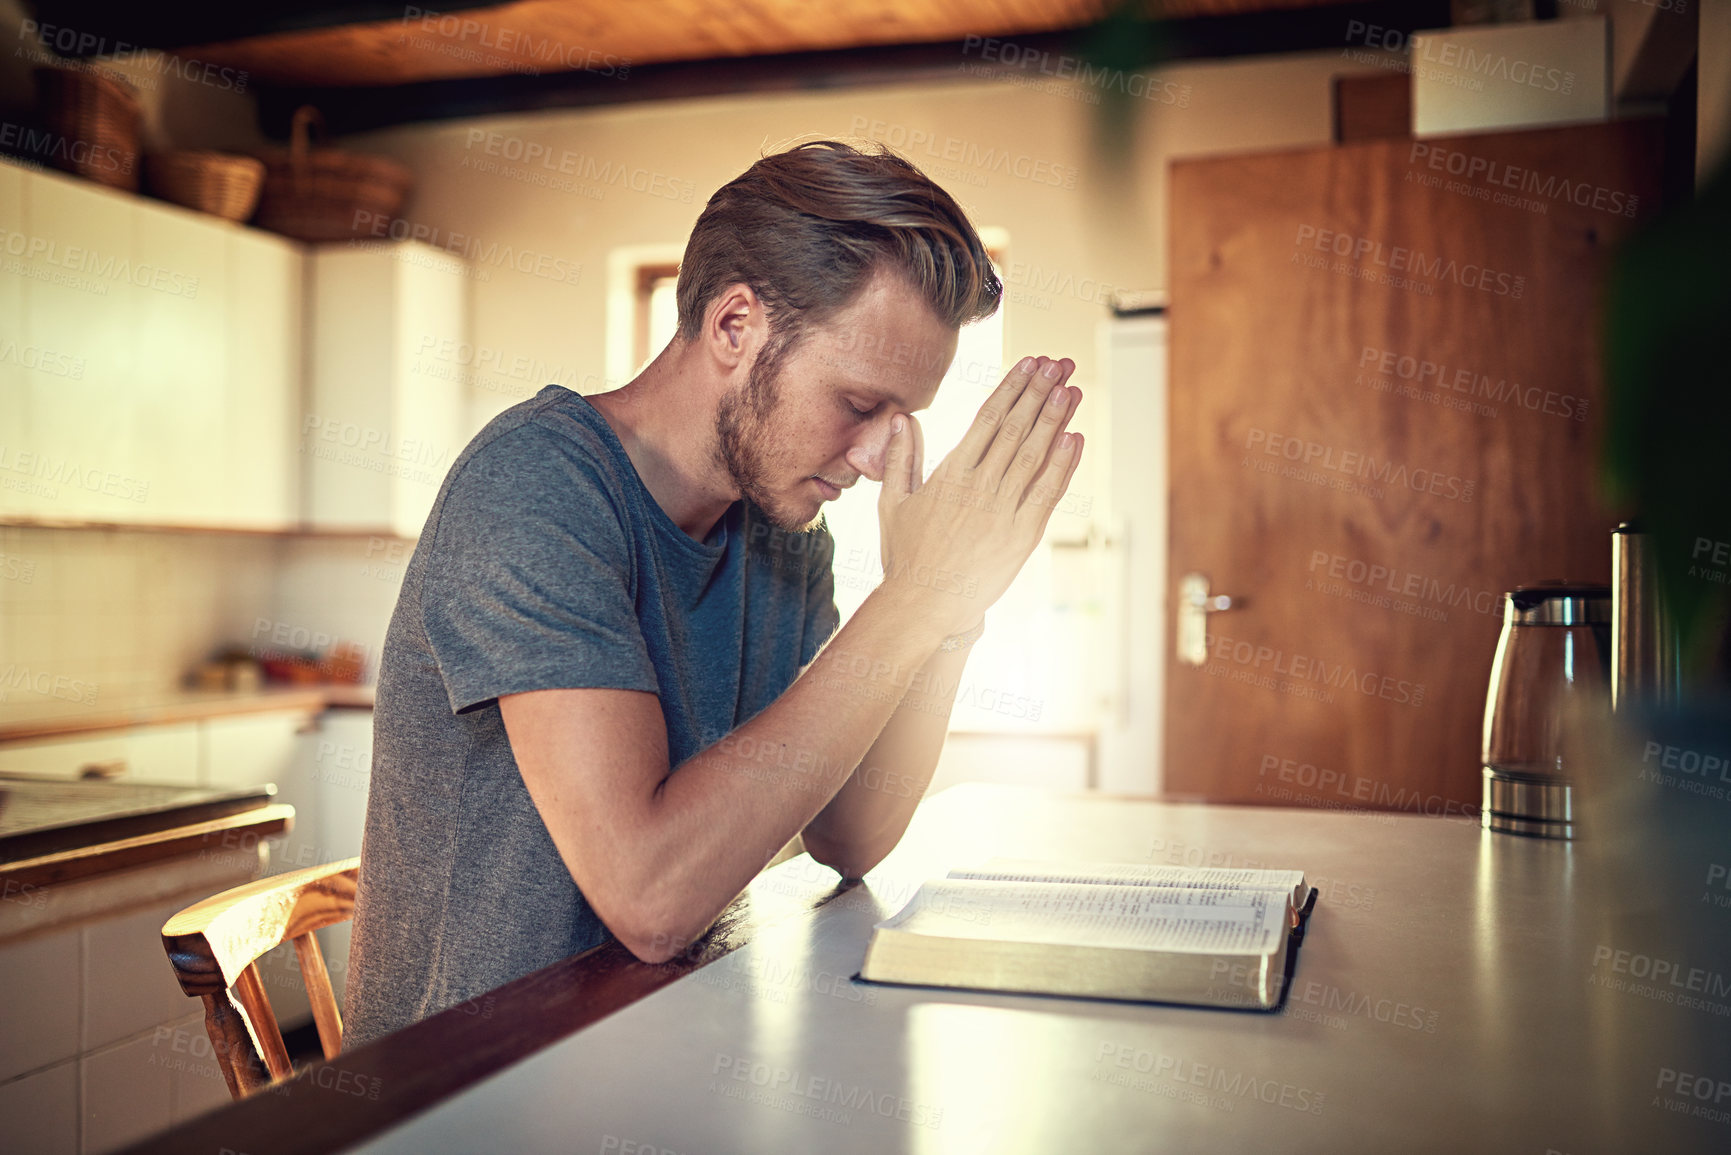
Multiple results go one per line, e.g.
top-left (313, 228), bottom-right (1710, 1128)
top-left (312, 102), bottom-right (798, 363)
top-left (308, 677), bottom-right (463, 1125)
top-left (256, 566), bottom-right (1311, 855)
top-left (1164, 120), bottom-right (1664, 812)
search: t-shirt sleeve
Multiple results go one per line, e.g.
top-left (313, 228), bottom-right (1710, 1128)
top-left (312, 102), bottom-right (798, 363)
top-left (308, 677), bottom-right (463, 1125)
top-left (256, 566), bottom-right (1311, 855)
top-left (800, 517), bottom-right (841, 669)
top-left (420, 424), bottom-right (659, 714)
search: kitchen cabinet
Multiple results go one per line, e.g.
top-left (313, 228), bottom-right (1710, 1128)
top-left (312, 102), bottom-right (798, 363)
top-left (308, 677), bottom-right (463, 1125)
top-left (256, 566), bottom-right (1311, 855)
top-left (0, 709), bottom-right (315, 789)
top-left (202, 711), bottom-right (316, 872)
top-left (110, 724), bottom-right (202, 787)
top-left (306, 242), bottom-right (468, 537)
top-left (131, 198), bottom-right (228, 526)
top-left (0, 163), bottom-right (26, 494)
top-left (199, 712), bottom-right (303, 790)
top-left (6, 167), bottom-right (139, 523)
top-left (198, 706), bottom-right (363, 1027)
top-left (0, 732), bottom-right (128, 781)
top-left (0, 163), bottom-right (301, 529)
top-left (223, 229), bottom-right (301, 529)
top-left (1, 164), bottom-right (465, 534)
top-left (294, 707), bottom-right (374, 1007)
top-left (0, 724), bottom-right (200, 787)
top-left (0, 1054), bottom-right (77, 1154)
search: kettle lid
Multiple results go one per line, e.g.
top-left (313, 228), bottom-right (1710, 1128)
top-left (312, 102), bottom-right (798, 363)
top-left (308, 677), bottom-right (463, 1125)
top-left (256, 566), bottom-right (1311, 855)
top-left (1504, 582), bottom-right (1611, 625)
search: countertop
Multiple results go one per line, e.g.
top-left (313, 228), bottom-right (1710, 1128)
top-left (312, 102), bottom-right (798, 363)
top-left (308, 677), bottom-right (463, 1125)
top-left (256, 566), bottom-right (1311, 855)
top-left (0, 774), bottom-right (295, 942)
top-left (0, 776), bottom-right (278, 862)
top-left (0, 683), bottom-right (376, 745)
top-left (0, 770), bottom-right (294, 893)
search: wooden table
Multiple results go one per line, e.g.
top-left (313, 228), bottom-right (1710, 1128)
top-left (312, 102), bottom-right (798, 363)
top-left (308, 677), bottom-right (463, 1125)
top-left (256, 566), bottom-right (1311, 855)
top-left (125, 783), bottom-right (1729, 1154)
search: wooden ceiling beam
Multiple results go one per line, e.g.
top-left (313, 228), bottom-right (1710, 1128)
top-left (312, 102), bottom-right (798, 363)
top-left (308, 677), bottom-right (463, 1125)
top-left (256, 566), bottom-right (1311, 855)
top-left (19, 0), bottom-right (499, 51)
top-left (255, 0), bottom-right (1451, 137)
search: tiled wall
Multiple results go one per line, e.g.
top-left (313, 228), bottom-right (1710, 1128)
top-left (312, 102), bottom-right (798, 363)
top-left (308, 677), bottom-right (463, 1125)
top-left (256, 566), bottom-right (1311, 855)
top-left (0, 527), bottom-right (408, 709)
top-left (269, 535), bottom-right (411, 683)
top-left (0, 527), bottom-right (278, 708)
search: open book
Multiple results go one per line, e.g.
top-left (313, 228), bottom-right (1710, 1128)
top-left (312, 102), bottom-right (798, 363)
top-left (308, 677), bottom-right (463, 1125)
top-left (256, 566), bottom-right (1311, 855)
top-left (857, 858), bottom-right (1317, 1010)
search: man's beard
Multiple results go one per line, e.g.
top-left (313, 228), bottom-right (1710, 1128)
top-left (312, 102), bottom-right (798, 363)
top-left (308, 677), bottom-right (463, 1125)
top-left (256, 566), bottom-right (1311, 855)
top-left (714, 336), bottom-right (821, 533)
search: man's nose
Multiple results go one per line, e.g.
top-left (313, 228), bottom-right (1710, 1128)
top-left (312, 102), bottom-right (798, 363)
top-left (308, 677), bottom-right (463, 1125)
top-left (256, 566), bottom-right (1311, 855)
top-left (844, 421), bottom-right (895, 484)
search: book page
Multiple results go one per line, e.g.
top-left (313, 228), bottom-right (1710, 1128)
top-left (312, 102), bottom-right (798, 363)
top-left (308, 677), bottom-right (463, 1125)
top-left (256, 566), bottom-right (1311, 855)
top-left (948, 858), bottom-right (1306, 906)
top-left (876, 878), bottom-right (1289, 955)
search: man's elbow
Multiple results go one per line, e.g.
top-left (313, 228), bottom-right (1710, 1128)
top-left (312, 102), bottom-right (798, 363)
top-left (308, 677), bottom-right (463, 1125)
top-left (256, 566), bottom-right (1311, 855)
top-left (803, 833), bottom-right (891, 882)
top-left (617, 927), bottom-right (687, 966)
top-left (606, 896), bottom-right (707, 966)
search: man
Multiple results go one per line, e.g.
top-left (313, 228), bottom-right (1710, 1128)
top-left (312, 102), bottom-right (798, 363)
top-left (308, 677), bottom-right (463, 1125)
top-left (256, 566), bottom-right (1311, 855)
top-left (343, 140), bottom-right (1083, 1047)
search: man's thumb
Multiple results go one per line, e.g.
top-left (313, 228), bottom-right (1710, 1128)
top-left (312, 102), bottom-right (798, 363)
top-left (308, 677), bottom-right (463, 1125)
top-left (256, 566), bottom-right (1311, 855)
top-left (880, 414), bottom-right (910, 500)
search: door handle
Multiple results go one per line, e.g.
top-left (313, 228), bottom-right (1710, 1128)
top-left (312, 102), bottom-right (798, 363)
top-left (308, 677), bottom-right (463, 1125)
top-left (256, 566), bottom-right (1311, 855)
top-left (1177, 572), bottom-right (1242, 666)
top-left (80, 759), bottom-right (128, 780)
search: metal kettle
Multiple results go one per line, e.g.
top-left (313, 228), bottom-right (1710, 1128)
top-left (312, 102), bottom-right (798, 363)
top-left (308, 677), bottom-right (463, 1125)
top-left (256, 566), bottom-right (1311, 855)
top-left (1480, 583), bottom-right (1612, 839)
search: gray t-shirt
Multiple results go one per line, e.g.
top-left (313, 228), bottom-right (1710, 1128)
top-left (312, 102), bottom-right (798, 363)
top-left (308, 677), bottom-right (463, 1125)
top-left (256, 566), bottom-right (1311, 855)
top-left (342, 384), bottom-right (839, 1047)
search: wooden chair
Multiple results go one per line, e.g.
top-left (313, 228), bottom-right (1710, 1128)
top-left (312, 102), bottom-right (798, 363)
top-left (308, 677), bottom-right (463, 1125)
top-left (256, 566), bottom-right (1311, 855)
top-left (160, 857), bottom-right (360, 1099)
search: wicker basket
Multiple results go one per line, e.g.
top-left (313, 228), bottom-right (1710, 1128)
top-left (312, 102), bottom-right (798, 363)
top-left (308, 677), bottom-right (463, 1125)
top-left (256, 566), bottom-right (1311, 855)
top-left (33, 66), bottom-right (142, 191)
top-left (252, 106), bottom-right (413, 242)
top-left (145, 151), bottom-right (267, 222)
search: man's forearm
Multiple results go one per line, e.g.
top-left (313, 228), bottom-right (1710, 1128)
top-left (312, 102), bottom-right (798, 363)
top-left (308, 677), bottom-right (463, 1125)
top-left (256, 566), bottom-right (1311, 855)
top-left (798, 632), bottom-right (974, 877)
top-left (630, 584), bottom-right (947, 954)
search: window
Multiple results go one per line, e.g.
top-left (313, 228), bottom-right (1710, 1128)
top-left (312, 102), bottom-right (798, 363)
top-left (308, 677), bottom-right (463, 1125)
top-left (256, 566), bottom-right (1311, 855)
top-left (635, 263), bottom-right (681, 371)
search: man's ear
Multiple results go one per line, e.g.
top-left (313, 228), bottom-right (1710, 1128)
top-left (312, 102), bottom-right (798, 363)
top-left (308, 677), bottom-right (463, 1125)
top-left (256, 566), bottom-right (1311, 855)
top-left (704, 283), bottom-right (764, 371)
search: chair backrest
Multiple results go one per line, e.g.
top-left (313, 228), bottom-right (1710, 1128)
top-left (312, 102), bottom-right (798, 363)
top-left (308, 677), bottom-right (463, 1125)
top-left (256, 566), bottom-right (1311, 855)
top-left (161, 857), bottom-right (360, 1099)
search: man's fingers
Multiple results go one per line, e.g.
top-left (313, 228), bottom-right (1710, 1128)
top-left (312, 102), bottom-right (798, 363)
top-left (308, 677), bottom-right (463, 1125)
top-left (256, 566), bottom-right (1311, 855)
top-left (881, 413), bottom-right (911, 503)
top-left (908, 413), bottom-right (925, 494)
top-left (943, 355), bottom-right (1043, 476)
top-left (1015, 430), bottom-right (1084, 530)
top-left (1060, 431), bottom-right (1083, 498)
top-left (978, 358), bottom-right (1073, 486)
top-left (999, 382), bottom-right (1078, 503)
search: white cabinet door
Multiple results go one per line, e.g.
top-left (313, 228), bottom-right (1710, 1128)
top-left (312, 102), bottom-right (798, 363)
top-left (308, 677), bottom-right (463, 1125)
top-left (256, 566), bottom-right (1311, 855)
top-left (0, 733), bottom-right (129, 780)
top-left (131, 198), bottom-right (228, 526)
top-left (120, 722), bottom-right (201, 786)
top-left (0, 163), bottom-right (25, 496)
top-left (307, 247), bottom-right (396, 531)
top-left (204, 708), bottom-right (325, 1029)
top-left (306, 242), bottom-right (468, 536)
top-left (0, 723), bottom-right (199, 785)
top-left (304, 708), bottom-right (372, 864)
top-left (3, 167), bottom-right (305, 529)
top-left (298, 708), bottom-right (373, 1007)
top-left (223, 230), bottom-right (302, 529)
top-left (11, 170), bottom-right (141, 521)
top-left (201, 710), bottom-right (307, 788)
top-left (391, 248), bottom-right (465, 537)
top-left (200, 709), bottom-right (319, 866)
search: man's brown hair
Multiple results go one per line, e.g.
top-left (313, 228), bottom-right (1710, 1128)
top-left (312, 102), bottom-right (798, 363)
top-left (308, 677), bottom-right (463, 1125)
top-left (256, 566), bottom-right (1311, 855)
top-left (675, 140), bottom-right (1001, 367)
